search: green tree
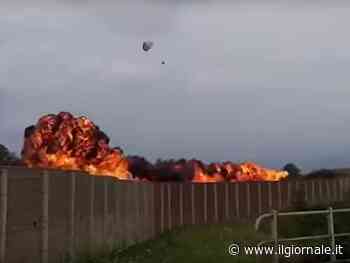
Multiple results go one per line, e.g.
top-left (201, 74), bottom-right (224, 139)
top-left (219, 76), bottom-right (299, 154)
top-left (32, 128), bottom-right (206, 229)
top-left (283, 162), bottom-right (301, 177)
top-left (0, 144), bottom-right (18, 164)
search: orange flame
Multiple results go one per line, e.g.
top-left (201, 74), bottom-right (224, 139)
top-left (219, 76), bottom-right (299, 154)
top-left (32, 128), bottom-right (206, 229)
top-left (21, 112), bottom-right (131, 179)
top-left (128, 158), bottom-right (288, 182)
top-left (236, 162), bottom-right (288, 182)
top-left (21, 112), bottom-right (288, 182)
top-left (191, 160), bottom-right (288, 182)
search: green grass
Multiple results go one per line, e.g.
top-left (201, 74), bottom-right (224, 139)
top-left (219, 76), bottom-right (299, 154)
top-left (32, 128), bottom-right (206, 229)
top-left (73, 223), bottom-right (268, 263)
top-left (74, 199), bottom-right (350, 263)
top-left (73, 215), bottom-right (350, 263)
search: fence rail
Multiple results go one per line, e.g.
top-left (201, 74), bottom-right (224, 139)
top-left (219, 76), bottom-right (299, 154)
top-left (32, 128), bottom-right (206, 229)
top-left (255, 207), bottom-right (350, 263)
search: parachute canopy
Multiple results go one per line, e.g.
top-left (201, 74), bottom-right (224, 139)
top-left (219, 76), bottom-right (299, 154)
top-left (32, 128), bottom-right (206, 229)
top-left (142, 41), bottom-right (154, 52)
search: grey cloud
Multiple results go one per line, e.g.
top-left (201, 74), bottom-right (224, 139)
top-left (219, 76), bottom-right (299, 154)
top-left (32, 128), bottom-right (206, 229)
top-left (1, 2), bottom-right (350, 171)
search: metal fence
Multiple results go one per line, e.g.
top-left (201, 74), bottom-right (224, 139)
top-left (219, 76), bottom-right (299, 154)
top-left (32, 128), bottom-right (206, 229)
top-left (255, 207), bottom-right (350, 263)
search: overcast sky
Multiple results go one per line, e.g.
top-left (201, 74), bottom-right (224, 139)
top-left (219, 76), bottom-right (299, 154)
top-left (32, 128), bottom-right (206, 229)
top-left (1, 1), bottom-right (350, 171)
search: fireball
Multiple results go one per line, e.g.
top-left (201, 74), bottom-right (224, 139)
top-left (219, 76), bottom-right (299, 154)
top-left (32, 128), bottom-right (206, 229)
top-left (21, 112), bottom-right (131, 179)
top-left (21, 112), bottom-right (288, 182)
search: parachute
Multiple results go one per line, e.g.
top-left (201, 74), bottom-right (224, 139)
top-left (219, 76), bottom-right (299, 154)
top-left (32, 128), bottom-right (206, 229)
top-left (142, 41), bottom-right (165, 64)
top-left (142, 41), bottom-right (154, 52)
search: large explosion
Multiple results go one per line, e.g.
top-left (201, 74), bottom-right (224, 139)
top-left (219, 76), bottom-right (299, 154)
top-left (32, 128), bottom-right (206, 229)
top-left (21, 112), bottom-right (288, 182)
top-left (21, 112), bottom-right (131, 179)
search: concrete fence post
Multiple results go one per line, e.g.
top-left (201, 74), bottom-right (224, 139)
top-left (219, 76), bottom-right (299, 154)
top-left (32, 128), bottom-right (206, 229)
top-left (68, 172), bottom-right (76, 260)
top-left (258, 182), bottom-right (262, 215)
top-left (319, 180), bottom-right (323, 202)
top-left (142, 183), bottom-right (146, 238)
top-left (124, 182), bottom-right (131, 244)
top-left (246, 183), bottom-right (251, 218)
top-left (150, 183), bottom-right (155, 238)
top-left (160, 184), bottom-right (165, 233)
top-left (143, 183), bottom-right (148, 241)
top-left (330, 180), bottom-right (334, 202)
top-left (149, 183), bottom-right (153, 239)
top-left (304, 181), bottom-right (308, 203)
top-left (0, 169), bottom-right (8, 263)
top-left (277, 182), bottom-right (282, 210)
top-left (326, 180), bottom-right (331, 203)
top-left (295, 180), bottom-right (299, 203)
top-left (103, 178), bottom-right (108, 245)
top-left (179, 184), bottom-right (184, 226)
top-left (41, 170), bottom-right (49, 263)
top-left (311, 180), bottom-right (316, 204)
top-left (147, 183), bottom-right (152, 238)
top-left (316, 180), bottom-right (321, 203)
top-left (167, 183), bottom-right (172, 230)
top-left (339, 178), bottom-right (344, 201)
top-left (235, 183), bottom-right (240, 218)
top-left (134, 182), bottom-right (140, 242)
top-left (191, 184), bottom-right (195, 225)
top-left (203, 184), bottom-right (207, 224)
top-left (268, 183), bottom-right (272, 210)
top-left (214, 183), bottom-right (218, 222)
top-left (287, 180), bottom-right (291, 206)
top-left (89, 176), bottom-right (95, 252)
top-left (140, 183), bottom-right (144, 240)
top-left (224, 183), bottom-right (229, 221)
top-left (113, 180), bottom-right (118, 243)
top-left (137, 183), bottom-right (142, 240)
top-left (333, 180), bottom-right (338, 202)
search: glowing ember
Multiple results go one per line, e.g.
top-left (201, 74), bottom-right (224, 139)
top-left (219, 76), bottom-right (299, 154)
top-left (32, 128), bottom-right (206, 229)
top-left (21, 112), bottom-right (131, 179)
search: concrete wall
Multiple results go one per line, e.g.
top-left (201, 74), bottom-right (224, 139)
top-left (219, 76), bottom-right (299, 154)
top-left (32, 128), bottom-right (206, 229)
top-left (0, 167), bottom-right (155, 263)
top-left (152, 177), bottom-right (350, 234)
top-left (0, 166), bottom-right (349, 263)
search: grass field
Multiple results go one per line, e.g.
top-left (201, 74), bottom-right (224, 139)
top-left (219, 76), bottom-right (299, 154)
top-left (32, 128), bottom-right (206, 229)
top-left (73, 198), bottom-right (350, 263)
top-left (74, 223), bottom-right (267, 263)
top-left (74, 205), bottom-right (350, 263)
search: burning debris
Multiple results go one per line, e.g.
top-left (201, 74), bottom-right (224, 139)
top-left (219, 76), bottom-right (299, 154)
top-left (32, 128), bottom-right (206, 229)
top-left (21, 112), bottom-right (131, 179)
top-left (21, 112), bottom-right (288, 182)
top-left (127, 158), bottom-right (288, 182)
